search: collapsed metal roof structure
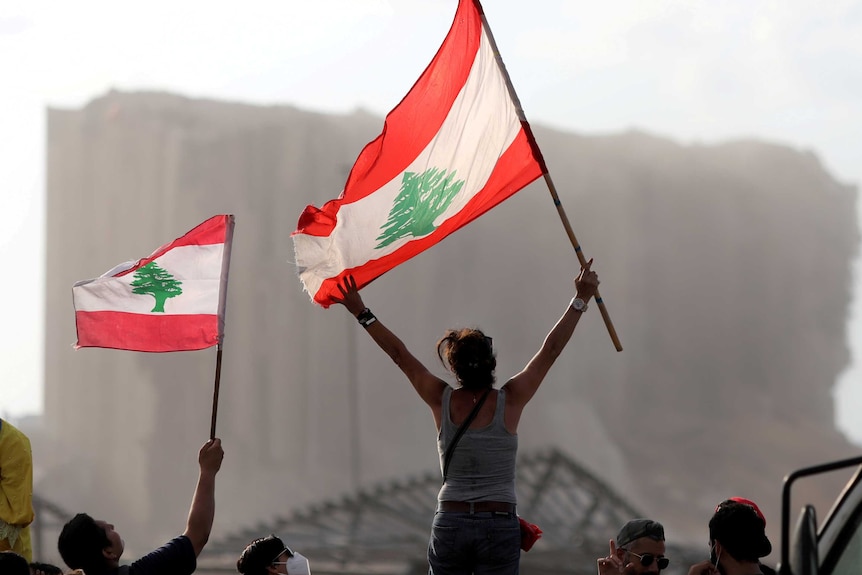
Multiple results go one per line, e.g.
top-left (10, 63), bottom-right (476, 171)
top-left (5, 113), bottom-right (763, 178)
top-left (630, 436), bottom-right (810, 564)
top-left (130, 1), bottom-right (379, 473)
top-left (199, 446), bottom-right (702, 575)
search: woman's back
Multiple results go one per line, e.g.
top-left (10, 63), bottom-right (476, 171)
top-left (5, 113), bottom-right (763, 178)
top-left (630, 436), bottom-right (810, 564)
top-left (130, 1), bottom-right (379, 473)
top-left (437, 387), bottom-right (517, 504)
top-left (332, 264), bottom-right (599, 575)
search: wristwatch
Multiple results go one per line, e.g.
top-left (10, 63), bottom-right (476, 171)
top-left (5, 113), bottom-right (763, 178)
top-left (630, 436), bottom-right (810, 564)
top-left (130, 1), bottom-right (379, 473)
top-left (571, 297), bottom-right (588, 313)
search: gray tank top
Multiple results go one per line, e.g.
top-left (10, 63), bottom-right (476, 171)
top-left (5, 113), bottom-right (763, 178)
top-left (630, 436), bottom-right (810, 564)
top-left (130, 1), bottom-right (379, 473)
top-left (436, 386), bottom-right (518, 503)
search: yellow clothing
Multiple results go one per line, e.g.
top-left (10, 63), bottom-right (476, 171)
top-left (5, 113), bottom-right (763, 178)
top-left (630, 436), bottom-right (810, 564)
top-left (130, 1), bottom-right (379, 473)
top-left (0, 525), bottom-right (31, 561)
top-left (0, 419), bottom-right (34, 561)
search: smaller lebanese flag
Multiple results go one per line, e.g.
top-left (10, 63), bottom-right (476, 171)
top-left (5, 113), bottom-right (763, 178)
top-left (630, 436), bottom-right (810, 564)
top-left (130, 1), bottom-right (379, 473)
top-left (73, 215), bottom-right (235, 352)
top-left (292, 0), bottom-right (545, 307)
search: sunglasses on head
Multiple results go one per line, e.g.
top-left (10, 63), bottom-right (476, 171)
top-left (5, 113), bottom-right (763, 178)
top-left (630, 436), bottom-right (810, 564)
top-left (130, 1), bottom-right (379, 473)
top-left (624, 550), bottom-right (670, 570)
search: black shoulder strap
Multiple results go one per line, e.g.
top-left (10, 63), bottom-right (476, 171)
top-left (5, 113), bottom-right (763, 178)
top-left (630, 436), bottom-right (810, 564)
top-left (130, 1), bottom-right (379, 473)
top-left (117, 566), bottom-right (132, 575)
top-left (442, 387), bottom-right (492, 482)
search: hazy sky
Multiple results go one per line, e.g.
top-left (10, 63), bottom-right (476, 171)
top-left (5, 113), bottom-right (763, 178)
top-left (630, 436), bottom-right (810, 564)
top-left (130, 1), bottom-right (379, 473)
top-left (2, 0), bottom-right (861, 442)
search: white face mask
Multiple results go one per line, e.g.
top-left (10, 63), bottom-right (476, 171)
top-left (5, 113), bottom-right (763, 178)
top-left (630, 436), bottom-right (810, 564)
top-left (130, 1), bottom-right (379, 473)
top-left (286, 552), bottom-right (311, 575)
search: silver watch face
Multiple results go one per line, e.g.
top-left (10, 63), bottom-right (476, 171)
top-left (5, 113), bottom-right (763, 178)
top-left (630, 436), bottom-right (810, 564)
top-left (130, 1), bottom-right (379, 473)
top-left (573, 298), bottom-right (586, 311)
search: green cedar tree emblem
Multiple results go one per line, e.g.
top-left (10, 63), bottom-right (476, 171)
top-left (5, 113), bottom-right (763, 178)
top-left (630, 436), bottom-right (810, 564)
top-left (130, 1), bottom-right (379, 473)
top-left (375, 167), bottom-right (465, 249)
top-left (130, 261), bottom-right (183, 313)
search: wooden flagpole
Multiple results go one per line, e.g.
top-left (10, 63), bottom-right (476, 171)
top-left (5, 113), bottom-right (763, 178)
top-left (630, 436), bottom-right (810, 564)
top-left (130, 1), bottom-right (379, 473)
top-left (210, 214), bottom-right (235, 437)
top-left (475, 0), bottom-right (623, 351)
top-left (210, 344), bottom-right (223, 439)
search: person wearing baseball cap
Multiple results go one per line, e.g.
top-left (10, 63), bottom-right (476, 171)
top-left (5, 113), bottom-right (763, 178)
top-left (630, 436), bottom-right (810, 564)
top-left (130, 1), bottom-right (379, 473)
top-left (597, 519), bottom-right (669, 575)
top-left (720, 498), bottom-right (776, 575)
top-left (688, 499), bottom-right (772, 575)
top-left (236, 535), bottom-right (311, 575)
top-left (725, 498), bottom-right (766, 527)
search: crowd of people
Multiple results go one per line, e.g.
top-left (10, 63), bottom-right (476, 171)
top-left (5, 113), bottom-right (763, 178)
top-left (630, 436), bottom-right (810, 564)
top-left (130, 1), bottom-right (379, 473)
top-left (2, 263), bottom-right (776, 574)
top-left (596, 501), bottom-right (774, 575)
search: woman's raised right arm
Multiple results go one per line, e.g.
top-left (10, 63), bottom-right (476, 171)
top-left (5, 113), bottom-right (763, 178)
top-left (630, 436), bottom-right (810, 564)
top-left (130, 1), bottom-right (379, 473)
top-left (503, 261), bottom-right (599, 408)
top-left (333, 276), bottom-right (447, 414)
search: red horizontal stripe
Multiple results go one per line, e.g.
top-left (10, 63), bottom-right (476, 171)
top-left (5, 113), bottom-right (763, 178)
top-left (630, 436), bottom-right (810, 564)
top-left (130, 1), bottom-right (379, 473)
top-left (75, 311), bottom-right (220, 352)
top-left (168, 214), bottom-right (230, 248)
top-left (313, 127), bottom-right (542, 306)
top-left (294, 0), bottom-right (481, 237)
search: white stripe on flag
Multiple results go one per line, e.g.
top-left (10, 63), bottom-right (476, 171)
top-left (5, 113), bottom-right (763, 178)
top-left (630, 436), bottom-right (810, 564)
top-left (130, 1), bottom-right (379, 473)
top-left (73, 244), bottom-right (224, 314)
top-left (295, 28), bottom-right (519, 295)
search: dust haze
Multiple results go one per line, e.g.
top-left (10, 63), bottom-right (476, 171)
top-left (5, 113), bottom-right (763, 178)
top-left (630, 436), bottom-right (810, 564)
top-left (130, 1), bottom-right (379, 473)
top-left (24, 91), bottom-right (859, 570)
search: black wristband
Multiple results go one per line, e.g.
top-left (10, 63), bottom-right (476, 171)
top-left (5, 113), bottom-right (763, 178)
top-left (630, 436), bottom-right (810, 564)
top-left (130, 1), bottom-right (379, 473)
top-left (356, 308), bottom-right (377, 328)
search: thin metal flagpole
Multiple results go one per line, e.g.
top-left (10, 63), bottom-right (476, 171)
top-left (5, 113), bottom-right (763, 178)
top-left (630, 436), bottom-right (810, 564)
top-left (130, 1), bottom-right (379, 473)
top-left (210, 344), bottom-right (223, 439)
top-left (474, 0), bottom-right (623, 352)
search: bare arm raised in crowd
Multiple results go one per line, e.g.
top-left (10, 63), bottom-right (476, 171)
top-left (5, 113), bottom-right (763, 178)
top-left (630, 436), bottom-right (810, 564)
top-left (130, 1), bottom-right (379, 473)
top-left (502, 260), bottom-right (599, 428)
top-left (333, 263), bottom-right (599, 432)
top-left (333, 276), bottom-right (448, 427)
top-left (182, 438), bottom-right (224, 556)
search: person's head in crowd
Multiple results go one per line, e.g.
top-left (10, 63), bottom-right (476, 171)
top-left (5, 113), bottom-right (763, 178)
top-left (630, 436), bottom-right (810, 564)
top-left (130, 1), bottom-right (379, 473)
top-left (723, 497), bottom-right (776, 575)
top-left (437, 328), bottom-right (497, 390)
top-left (29, 561), bottom-right (64, 575)
top-left (0, 551), bottom-right (31, 575)
top-left (58, 513), bottom-right (124, 574)
top-left (615, 519), bottom-right (669, 574)
top-left (709, 499), bottom-right (772, 575)
top-left (237, 535), bottom-right (311, 575)
top-left (726, 497), bottom-right (767, 526)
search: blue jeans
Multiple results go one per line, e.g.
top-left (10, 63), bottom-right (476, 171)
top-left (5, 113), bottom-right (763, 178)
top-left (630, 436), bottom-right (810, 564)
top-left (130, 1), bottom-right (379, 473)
top-left (428, 511), bottom-right (521, 575)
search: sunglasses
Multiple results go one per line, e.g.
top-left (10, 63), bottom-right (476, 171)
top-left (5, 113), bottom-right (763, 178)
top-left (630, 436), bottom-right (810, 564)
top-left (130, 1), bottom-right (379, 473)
top-left (271, 546), bottom-right (295, 564)
top-left (624, 550), bottom-right (670, 570)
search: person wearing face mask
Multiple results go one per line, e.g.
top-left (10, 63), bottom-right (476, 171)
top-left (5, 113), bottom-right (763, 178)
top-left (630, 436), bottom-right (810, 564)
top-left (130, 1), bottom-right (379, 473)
top-left (236, 535), bottom-right (311, 575)
top-left (718, 498), bottom-right (776, 575)
top-left (688, 499), bottom-right (772, 575)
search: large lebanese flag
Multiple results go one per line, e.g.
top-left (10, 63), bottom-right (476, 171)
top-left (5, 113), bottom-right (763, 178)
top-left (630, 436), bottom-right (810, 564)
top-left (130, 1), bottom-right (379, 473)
top-left (73, 215), bottom-right (235, 352)
top-left (293, 0), bottom-right (545, 307)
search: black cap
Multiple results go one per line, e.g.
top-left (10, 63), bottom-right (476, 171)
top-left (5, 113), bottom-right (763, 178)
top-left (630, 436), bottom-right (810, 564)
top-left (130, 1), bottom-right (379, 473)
top-left (616, 519), bottom-right (666, 547)
top-left (710, 501), bottom-right (771, 560)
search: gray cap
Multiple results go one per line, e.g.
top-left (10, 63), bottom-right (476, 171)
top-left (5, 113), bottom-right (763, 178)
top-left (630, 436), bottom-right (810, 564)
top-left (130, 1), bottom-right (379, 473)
top-left (616, 519), bottom-right (666, 547)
